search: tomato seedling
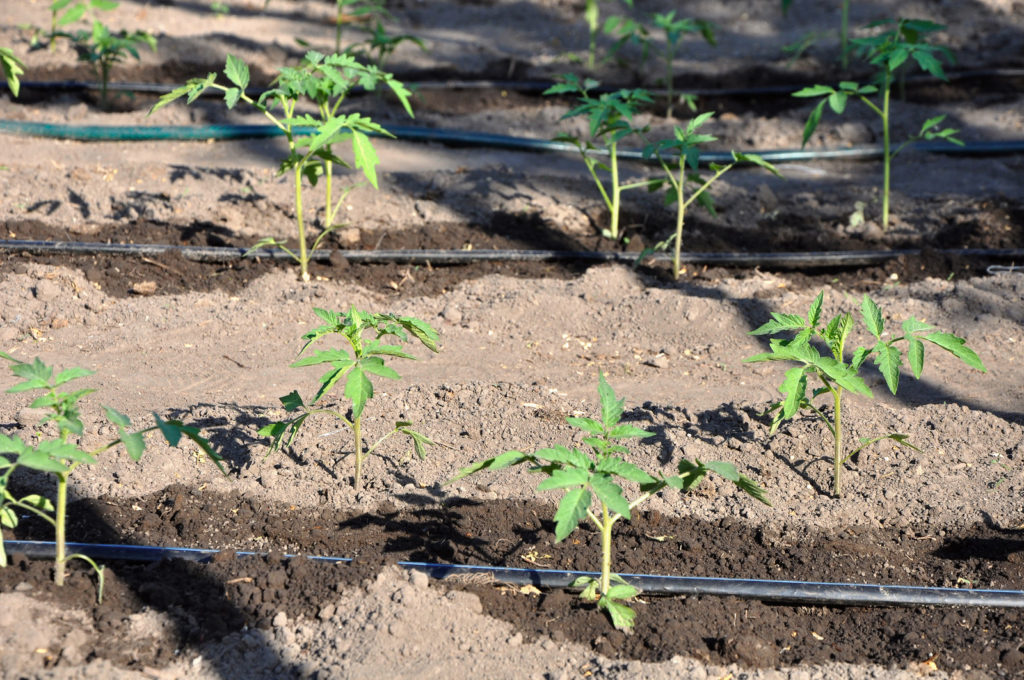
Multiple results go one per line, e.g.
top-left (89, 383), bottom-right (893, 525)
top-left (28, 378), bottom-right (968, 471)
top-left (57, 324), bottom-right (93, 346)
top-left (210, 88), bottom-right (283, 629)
top-left (70, 22), bottom-right (157, 107)
top-left (450, 373), bottom-right (768, 630)
top-left (643, 112), bottom-right (781, 279)
top-left (0, 352), bottom-right (224, 600)
top-left (544, 74), bottom-right (653, 242)
top-left (744, 291), bottom-right (986, 498)
top-left (259, 308), bottom-right (439, 491)
top-left (150, 52), bottom-right (413, 282)
top-left (793, 18), bottom-right (962, 230)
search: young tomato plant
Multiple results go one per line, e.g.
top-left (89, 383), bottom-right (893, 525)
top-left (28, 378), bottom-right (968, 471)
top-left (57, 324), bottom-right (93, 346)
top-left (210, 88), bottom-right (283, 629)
top-left (69, 21), bottom-right (157, 108)
top-left (744, 291), bottom-right (986, 498)
top-left (1, 48), bottom-right (24, 97)
top-left (259, 308), bottom-right (439, 491)
top-left (48, 0), bottom-right (116, 50)
top-left (450, 373), bottom-right (769, 630)
top-left (793, 18), bottom-right (962, 231)
top-left (643, 112), bottom-right (781, 279)
top-left (0, 352), bottom-right (224, 599)
top-left (649, 12), bottom-right (715, 119)
top-left (580, 0), bottom-right (634, 69)
top-left (544, 74), bottom-right (653, 242)
top-left (150, 52), bottom-right (413, 282)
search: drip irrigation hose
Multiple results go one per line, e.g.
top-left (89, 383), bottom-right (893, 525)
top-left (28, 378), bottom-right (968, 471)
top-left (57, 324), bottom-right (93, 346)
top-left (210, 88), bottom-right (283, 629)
top-left (7, 539), bottom-right (1024, 608)
top-left (3, 239), bottom-right (1023, 268)
top-left (2, 119), bottom-right (1024, 164)
top-left (9, 67), bottom-right (1024, 98)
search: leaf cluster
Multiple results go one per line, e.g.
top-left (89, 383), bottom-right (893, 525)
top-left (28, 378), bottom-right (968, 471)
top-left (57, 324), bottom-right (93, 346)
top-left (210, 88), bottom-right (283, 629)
top-left (745, 292), bottom-right (986, 433)
top-left (544, 74), bottom-right (652, 146)
top-left (1, 48), bottom-right (25, 98)
top-left (259, 307), bottom-right (439, 453)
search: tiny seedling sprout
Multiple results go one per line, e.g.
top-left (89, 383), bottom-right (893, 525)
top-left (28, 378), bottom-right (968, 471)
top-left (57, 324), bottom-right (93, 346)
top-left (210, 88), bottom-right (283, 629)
top-left (744, 291), bottom-right (986, 498)
top-left (450, 373), bottom-right (768, 630)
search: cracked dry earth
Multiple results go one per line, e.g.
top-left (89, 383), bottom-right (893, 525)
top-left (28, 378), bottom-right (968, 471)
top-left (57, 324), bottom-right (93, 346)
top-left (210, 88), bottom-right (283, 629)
top-left (2, 0), bottom-right (1024, 678)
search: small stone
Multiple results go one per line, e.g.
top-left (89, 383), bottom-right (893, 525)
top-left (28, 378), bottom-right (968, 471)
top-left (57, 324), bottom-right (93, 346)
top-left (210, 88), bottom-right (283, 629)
top-left (336, 227), bottom-right (362, 246)
top-left (441, 304), bottom-right (462, 325)
top-left (410, 569), bottom-right (429, 590)
top-left (130, 281), bottom-right (157, 296)
top-left (33, 279), bottom-right (61, 301)
top-left (16, 407), bottom-right (48, 428)
top-left (272, 612), bottom-right (288, 628)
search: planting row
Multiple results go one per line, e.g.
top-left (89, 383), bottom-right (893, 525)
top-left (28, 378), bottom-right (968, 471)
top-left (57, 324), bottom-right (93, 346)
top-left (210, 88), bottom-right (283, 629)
top-left (1, 291), bottom-right (986, 630)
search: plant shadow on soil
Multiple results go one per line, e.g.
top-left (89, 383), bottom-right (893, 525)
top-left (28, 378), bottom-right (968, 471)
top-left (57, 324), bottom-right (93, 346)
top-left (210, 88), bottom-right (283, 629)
top-left (6, 481), bottom-right (1024, 674)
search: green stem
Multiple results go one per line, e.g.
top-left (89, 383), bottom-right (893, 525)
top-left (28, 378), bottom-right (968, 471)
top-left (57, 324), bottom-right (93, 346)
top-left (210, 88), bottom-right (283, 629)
top-left (294, 166), bottom-right (310, 282)
top-left (664, 46), bottom-right (675, 118)
top-left (54, 472), bottom-right (68, 586)
top-left (599, 504), bottom-right (613, 596)
top-left (609, 141), bottom-right (620, 240)
top-left (353, 415), bottom-right (364, 491)
top-left (881, 74), bottom-right (891, 230)
top-left (832, 388), bottom-right (843, 498)
top-left (673, 178), bottom-right (685, 279)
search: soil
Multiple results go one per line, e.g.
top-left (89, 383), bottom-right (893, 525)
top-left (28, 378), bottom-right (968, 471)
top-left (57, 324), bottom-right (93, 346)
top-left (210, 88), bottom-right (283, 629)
top-left (1, 1), bottom-right (1024, 679)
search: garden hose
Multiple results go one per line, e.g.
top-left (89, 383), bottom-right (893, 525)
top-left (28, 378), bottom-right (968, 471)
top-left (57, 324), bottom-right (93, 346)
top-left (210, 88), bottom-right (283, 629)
top-left (2, 119), bottom-right (1024, 165)
top-left (7, 539), bottom-right (1024, 608)
top-left (3, 239), bottom-right (1023, 269)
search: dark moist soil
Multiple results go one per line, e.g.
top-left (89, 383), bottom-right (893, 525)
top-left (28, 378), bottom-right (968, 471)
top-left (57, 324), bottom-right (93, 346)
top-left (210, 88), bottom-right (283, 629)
top-left (4, 192), bottom-right (1023, 298)
top-left (6, 484), bottom-right (1024, 673)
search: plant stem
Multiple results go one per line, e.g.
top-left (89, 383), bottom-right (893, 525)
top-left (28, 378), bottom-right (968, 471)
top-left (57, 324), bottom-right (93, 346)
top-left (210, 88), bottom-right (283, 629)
top-left (673, 183), bottom-right (686, 279)
top-left (353, 415), bottom-right (364, 491)
top-left (880, 73), bottom-right (892, 230)
top-left (832, 389), bottom-right (844, 498)
top-left (294, 166), bottom-right (310, 282)
top-left (599, 504), bottom-right (613, 596)
top-left (54, 472), bottom-right (68, 586)
top-left (608, 142), bottom-right (620, 240)
top-left (664, 45), bottom-right (675, 119)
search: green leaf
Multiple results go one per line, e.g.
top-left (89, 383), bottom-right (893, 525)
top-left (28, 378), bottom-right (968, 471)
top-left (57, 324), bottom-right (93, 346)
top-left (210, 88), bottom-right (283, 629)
top-left (537, 467), bottom-right (590, 490)
top-left (448, 450), bottom-right (531, 482)
top-left (590, 474), bottom-right (630, 518)
top-left (536, 445), bottom-right (592, 470)
top-left (351, 128), bottom-right (381, 188)
top-left (553, 487), bottom-right (591, 542)
top-left (118, 427), bottom-right (146, 461)
top-left (359, 357), bottom-right (400, 381)
top-left (224, 53), bottom-right (250, 90)
top-left (595, 457), bottom-right (657, 484)
top-left (922, 333), bottom-right (987, 372)
top-left (872, 341), bottom-right (903, 394)
top-left (607, 423), bottom-right (654, 439)
top-left (792, 84), bottom-right (834, 98)
top-left (566, 416), bottom-right (604, 435)
top-left (600, 596), bottom-right (637, 630)
top-left (1, 506), bottom-right (18, 528)
top-left (748, 312), bottom-right (806, 335)
top-left (779, 366), bottom-right (808, 419)
top-left (806, 291), bottom-right (824, 328)
top-left (54, 366), bottom-right (93, 386)
top-left (907, 337), bottom-right (925, 379)
top-left (344, 365), bottom-right (374, 420)
top-left (279, 390), bottom-right (305, 412)
top-left (861, 295), bottom-right (884, 338)
top-left (597, 372), bottom-right (624, 427)
top-left (18, 446), bottom-right (72, 473)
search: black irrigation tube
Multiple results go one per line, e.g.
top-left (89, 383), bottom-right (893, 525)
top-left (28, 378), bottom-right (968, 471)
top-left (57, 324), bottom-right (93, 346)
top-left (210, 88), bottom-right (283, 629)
top-left (7, 540), bottom-right (1024, 608)
top-left (3, 120), bottom-right (1024, 164)
top-left (3, 239), bottom-right (1024, 268)
top-left (9, 66), bottom-right (1024, 98)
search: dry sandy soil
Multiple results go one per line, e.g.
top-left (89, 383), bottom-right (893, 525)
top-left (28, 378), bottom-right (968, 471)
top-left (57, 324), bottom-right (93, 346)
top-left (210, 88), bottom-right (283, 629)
top-left (2, 0), bottom-right (1024, 678)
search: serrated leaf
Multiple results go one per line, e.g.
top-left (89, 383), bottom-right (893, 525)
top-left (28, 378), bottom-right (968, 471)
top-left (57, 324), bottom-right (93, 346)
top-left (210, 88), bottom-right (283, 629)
top-left (600, 596), bottom-right (636, 630)
top-left (872, 342), bottom-right (903, 394)
top-left (590, 474), bottom-right (630, 518)
top-left (597, 372), bottom-right (624, 427)
top-left (118, 427), bottom-right (146, 461)
top-left (351, 129), bottom-right (380, 188)
top-left (537, 467), bottom-right (590, 490)
top-left (923, 333), bottom-right (986, 372)
top-left (224, 53), bottom-right (249, 90)
top-left (807, 292), bottom-right (824, 328)
top-left (279, 390), bottom-right (305, 412)
top-left (594, 457), bottom-right (657, 485)
top-left (102, 405), bottom-right (131, 428)
top-left (607, 423), bottom-right (654, 439)
top-left (566, 416), bottom-right (604, 435)
top-left (536, 446), bottom-right (592, 470)
top-left (907, 337), bottom-right (925, 379)
top-left (861, 296), bottom-right (884, 338)
top-left (792, 84), bottom-right (834, 98)
top-left (748, 312), bottom-right (807, 336)
top-left (448, 450), bottom-right (531, 482)
top-left (779, 366), bottom-right (808, 419)
top-left (54, 366), bottom-right (93, 386)
top-left (553, 487), bottom-right (591, 542)
top-left (359, 357), bottom-right (400, 381)
top-left (344, 366), bottom-right (374, 420)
